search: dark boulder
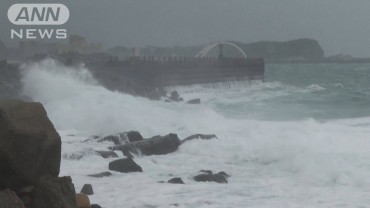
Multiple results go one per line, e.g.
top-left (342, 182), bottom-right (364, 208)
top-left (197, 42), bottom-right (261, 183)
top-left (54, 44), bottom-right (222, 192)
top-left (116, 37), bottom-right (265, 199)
top-left (186, 98), bottom-right (201, 104)
top-left (193, 171), bottom-right (230, 184)
top-left (95, 151), bottom-right (118, 159)
top-left (109, 158), bottom-right (143, 173)
top-left (0, 189), bottom-right (25, 208)
top-left (87, 172), bottom-right (112, 178)
top-left (31, 176), bottom-right (77, 208)
top-left (98, 131), bottom-right (143, 145)
top-left (0, 100), bottom-right (61, 189)
top-left (80, 184), bottom-right (94, 195)
top-left (91, 204), bottom-right (102, 208)
top-left (181, 134), bottom-right (218, 144)
top-left (167, 177), bottom-right (184, 184)
top-left (110, 133), bottom-right (181, 157)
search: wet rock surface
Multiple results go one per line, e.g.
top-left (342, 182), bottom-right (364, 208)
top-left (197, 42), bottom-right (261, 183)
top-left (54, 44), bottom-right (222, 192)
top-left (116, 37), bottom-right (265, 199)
top-left (31, 176), bottom-right (77, 208)
top-left (80, 184), bottom-right (94, 195)
top-left (0, 100), bottom-right (77, 208)
top-left (167, 177), bottom-right (185, 184)
top-left (109, 158), bottom-right (143, 173)
top-left (110, 133), bottom-right (181, 157)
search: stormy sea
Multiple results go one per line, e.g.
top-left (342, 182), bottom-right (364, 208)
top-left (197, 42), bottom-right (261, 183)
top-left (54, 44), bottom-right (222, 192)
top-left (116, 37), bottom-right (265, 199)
top-left (20, 60), bottom-right (370, 208)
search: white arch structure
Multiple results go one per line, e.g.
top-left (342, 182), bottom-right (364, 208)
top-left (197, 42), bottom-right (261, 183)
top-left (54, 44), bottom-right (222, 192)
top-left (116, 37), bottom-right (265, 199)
top-left (195, 41), bottom-right (247, 59)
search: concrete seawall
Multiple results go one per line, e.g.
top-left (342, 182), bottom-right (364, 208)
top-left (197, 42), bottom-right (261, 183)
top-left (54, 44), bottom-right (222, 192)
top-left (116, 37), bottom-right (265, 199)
top-left (86, 57), bottom-right (265, 88)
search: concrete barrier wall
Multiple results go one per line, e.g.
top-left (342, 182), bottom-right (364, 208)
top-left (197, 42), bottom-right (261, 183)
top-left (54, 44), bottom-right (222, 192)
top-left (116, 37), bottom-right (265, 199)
top-left (87, 57), bottom-right (265, 87)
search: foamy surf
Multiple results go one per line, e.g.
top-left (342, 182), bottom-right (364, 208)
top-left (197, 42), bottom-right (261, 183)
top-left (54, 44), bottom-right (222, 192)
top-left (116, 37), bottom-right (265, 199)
top-left (20, 60), bottom-right (370, 208)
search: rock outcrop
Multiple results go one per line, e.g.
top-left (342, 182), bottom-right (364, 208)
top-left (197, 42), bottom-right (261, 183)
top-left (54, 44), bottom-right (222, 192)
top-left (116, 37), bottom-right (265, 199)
top-left (110, 133), bottom-right (181, 157)
top-left (168, 91), bottom-right (183, 102)
top-left (242, 38), bottom-right (325, 62)
top-left (167, 177), bottom-right (185, 184)
top-left (31, 176), bottom-right (77, 208)
top-left (0, 100), bottom-right (61, 189)
top-left (0, 100), bottom-right (77, 208)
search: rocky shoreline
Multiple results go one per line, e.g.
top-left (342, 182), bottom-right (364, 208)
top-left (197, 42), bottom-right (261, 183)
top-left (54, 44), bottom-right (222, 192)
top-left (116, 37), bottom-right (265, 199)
top-left (0, 100), bottom-right (225, 208)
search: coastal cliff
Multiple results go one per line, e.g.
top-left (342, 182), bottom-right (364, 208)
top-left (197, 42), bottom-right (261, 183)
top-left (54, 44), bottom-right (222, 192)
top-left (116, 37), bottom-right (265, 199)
top-left (241, 38), bottom-right (324, 62)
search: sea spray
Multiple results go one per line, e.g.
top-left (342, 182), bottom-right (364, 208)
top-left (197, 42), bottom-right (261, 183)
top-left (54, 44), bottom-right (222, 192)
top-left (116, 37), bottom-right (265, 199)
top-left (20, 60), bottom-right (370, 207)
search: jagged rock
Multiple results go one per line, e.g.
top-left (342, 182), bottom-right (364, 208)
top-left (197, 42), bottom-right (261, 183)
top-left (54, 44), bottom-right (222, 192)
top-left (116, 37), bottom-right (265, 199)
top-left (126, 131), bottom-right (144, 142)
top-left (218, 171), bottom-right (230, 177)
top-left (87, 172), bottom-right (112, 178)
top-left (109, 158), bottom-right (143, 173)
top-left (181, 134), bottom-right (218, 144)
top-left (186, 98), bottom-right (201, 104)
top-left (90, 204), bottom-right (102, 208)
top-left (76, 193), bottom-right (90, 208)
top-left (98, 131), bottom-right (143, 145)
top-left (110, 133), bottom-right (181, 157)
top-left (80, 184), bottom-right (94, 195)
top-left (193, 171), bottom-right (230, 184)
top-left (167, 177), bottom-right (184, 184)
top-left (0, 100), bottom-right (61, 189)
top-left (169, 91), bottom-right (183, 102)
top-left (0, 189), bottom-right (25, 208)
top-left (95, 151), bottom-right (118, 159)
top-left (31, 176), bottom-right (77, 208)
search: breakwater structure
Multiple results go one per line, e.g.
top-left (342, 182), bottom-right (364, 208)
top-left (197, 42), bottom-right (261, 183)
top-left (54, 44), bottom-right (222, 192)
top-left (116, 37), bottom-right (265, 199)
top-left (80, 42), bottom-right (264, 89)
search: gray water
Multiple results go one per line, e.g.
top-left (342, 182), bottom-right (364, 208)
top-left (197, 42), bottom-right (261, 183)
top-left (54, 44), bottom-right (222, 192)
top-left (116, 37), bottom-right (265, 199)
top-left (212, 63), bottom-right (370, 121)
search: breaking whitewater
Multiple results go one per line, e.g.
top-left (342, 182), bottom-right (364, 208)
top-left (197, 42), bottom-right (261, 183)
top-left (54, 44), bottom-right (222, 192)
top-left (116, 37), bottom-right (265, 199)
top-left (20, 60), bottom-right (370, 208)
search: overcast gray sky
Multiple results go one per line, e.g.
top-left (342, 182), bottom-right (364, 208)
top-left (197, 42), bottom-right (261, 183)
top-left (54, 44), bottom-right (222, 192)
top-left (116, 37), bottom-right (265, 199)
top-left (1, 0), bottom-right (370, 57)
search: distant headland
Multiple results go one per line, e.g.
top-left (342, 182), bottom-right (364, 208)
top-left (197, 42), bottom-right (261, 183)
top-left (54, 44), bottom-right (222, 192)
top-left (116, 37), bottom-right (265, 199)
top-left (0, 36), bottom-right (369, 64)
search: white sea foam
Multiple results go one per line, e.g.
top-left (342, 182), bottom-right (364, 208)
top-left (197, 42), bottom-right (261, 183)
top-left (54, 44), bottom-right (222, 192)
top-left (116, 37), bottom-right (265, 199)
top-left (21, 60), bottom-right (370, 208)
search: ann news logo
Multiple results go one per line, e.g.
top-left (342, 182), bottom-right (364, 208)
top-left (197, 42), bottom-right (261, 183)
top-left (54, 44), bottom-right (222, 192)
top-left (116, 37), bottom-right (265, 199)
top-left (8, 4), bottom-right (70, 40)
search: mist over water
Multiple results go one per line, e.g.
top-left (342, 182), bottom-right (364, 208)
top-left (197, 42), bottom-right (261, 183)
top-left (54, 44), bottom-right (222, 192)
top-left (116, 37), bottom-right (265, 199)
top-left (20, 60), bottom-right (370, 207)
